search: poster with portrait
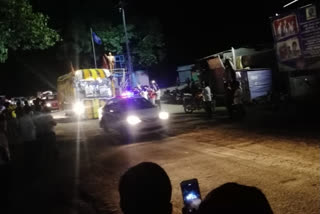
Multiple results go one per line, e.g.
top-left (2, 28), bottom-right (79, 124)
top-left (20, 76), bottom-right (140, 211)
top-left (306, 5), bottom-right (317, 20)
top-left (272, 14), bottom-right (299, 41)
top-left (277, 37), bottom-right (302, 61)
top-left (271, 3), bottom-right (320, 71)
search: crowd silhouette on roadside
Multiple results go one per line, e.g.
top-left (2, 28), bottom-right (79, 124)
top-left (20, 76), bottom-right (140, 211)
top-left (119, 162), bottom-right (273, 214)
top-left (0, 97), bottom-right (57, 214)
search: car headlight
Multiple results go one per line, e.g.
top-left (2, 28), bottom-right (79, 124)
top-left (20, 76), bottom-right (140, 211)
top-left (46, 103), bottom-right (52, 108)
top-left (73, 102), bottom-right (85, 115)
top-left (159, 112), bottom-right (169, 120)
top-left (127, 115), bottom-right (141, 126)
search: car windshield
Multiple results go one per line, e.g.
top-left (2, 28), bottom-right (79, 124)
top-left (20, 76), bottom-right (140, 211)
top-left (119, 98), bottom-right (155, 110)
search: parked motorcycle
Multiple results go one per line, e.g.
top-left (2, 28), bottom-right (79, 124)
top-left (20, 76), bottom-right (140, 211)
top-left (162, 89), bottom-right (183, 104)
top-left (183, 93), bottom-right (215, 114)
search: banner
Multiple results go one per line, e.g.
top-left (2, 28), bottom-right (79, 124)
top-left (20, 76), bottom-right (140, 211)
top-left (271, 3), bottom-right (320, 71)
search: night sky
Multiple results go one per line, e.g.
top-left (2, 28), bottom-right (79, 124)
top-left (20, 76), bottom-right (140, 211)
top-left (0, 0), bottom-right (314, 96)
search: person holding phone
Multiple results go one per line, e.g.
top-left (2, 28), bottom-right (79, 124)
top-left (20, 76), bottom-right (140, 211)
top-left (181, 178), bottom-right (202, 214)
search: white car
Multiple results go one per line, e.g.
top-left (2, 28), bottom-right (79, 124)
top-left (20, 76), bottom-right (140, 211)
top-left (99, 96), bottom-right (169, 138)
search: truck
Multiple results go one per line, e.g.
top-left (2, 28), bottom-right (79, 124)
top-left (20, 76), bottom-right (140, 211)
top-left (57, 68), bottom-right (127, 119)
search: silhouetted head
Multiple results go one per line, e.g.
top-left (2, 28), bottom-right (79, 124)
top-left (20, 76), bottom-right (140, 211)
top-left (4, 102), bottom-right (10, 108)
top-left (197, 182), bottom-right (273, 214)
top-left (119, 162), bottom-right (172, 214)
top-left (16, 100), bottom-right (21, 107)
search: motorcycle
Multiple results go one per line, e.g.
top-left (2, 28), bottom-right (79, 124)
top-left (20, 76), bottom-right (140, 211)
top-left (183, 92), bottom-right (216, 114)
top-left (183, 93), bottom-right (216, 114)
top-left (162, 89), bottom-right (183, 104)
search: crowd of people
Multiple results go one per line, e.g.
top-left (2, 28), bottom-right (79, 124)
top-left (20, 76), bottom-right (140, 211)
top-left (119, 162), bottom-right (273, 214)
top-left (0, 97), bottom-right (57, 213)
top-left (182, 78), bottom-right (245, 119)
top-left (133, 80), bottom-right (161, 108)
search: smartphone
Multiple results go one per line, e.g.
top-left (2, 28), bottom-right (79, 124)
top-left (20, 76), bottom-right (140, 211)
top-left (180, 178), bottom-right (202, 212)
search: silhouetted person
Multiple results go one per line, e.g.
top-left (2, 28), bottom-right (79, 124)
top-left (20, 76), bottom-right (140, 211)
top-left (33, 98), bottom-right (42, 113)
top-left (233, 81), bottom-right (245, 118)
top-left (34, 100), bottom-right (57, 162)
top-left (19, 106), bottom-right (37, 176)
top-left (224, 81), bottom-right (234, 119)
top-left (0, 113), bottom-right (10, 214)
top-left (186, 77), bottom-right (191, 88)
top-left (23, 100), bottom-right (31, 114)
top-left (119, 162), bottom-right (172, 214)
top-left (2, 102), bottom-right (11, 121)
top-left (197, 182), bottom-right (273, 214)
top-left (15, 100), bottom-right (24, 118)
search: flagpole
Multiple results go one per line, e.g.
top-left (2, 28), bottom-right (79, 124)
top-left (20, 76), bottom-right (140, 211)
top-left (90, 28), bottom-right (97, 68)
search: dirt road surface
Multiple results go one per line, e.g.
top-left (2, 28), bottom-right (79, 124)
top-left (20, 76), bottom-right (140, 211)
top-left (9, 105), bottom-right (320, 214)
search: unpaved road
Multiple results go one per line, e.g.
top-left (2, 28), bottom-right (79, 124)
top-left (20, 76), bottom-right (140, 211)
top-left (54, 107), bottom-right (320, 214)
top-left (9, 106), bottom-right (320, 214)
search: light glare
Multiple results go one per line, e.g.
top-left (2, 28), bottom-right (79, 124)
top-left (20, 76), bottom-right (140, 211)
top-left (159, 112), bottom-right (169, 120)
top-left (127, 115), bottom-right (141, 125)
top-left (73, 102), bottom-right (85, 115)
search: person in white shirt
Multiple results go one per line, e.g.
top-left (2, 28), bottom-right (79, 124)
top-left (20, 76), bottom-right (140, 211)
top-left (141, 86), bottom-right (149, 100)
top-left (151, 80), bottom-right (161, 109)
top-left (233, 82), bottom-right (243, 105)
top-left (233, 81), bottom-right (246, 118)
top-left (202, 82), bottom-right (212, 118)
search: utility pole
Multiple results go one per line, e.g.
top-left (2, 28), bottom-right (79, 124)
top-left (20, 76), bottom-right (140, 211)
top-left (119, 5), bottom-right (134, 88)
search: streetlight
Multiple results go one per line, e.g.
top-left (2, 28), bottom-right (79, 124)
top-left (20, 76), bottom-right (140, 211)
top-left (119, 6), bottom-right (134, 88)
top-left (283, 0), bottom-right (299, 8)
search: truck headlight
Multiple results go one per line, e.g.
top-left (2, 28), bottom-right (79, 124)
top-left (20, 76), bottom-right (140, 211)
top-left (46, 103), bottom-right (52, 108)
top-left (127, 115), bottom-right (141, 126)
top-left (73, 102), bottom-right (85, 115)
top-left (98, 107), bottom-right (103, 120)
top-left (159, 112), bottom-right (169, 120)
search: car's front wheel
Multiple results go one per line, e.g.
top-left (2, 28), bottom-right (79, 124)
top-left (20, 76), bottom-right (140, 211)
top-left (118, 126), bottom-right (132, 144)
top-left (184, 104), bottom-right (194, 114)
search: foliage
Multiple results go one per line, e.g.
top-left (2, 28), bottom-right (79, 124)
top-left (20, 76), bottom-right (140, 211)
top-left (95, 23), bottom-right (136, 55)
top-left (56, 18), bottom-right (165, 69)
top-left (94, 19), bottom-right (166, 68)
top-left (0, 0), bottom-right (60, 63)
top-left (56, 20), bottom-right (93, 69)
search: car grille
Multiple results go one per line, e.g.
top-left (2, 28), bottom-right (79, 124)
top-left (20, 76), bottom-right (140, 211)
top-left (142, 117), bottom-right (159, 123)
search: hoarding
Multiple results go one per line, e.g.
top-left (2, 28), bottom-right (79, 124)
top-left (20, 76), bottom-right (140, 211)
top-left (271, 3), bottom-right (320, 71)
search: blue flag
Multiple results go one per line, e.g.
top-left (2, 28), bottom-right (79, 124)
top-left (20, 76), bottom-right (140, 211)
top-left (92, 32), bottom-right (102, 45)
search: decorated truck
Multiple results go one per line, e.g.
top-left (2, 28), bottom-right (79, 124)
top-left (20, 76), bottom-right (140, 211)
top-left (57, 68), bottom-right (127, 119)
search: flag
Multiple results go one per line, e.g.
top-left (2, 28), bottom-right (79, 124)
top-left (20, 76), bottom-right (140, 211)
top-left (92, 32), bottom-right (102, 45)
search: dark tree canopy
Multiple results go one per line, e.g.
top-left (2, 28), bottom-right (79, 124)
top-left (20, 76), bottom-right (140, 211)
top-left (0, 0), bottom-right (60, 63)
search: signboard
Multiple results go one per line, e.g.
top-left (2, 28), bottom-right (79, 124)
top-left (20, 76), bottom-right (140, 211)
top-left (271, 3), bottom-right (320, 71)
top-left (115, 55), bottom-right (126, 69)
